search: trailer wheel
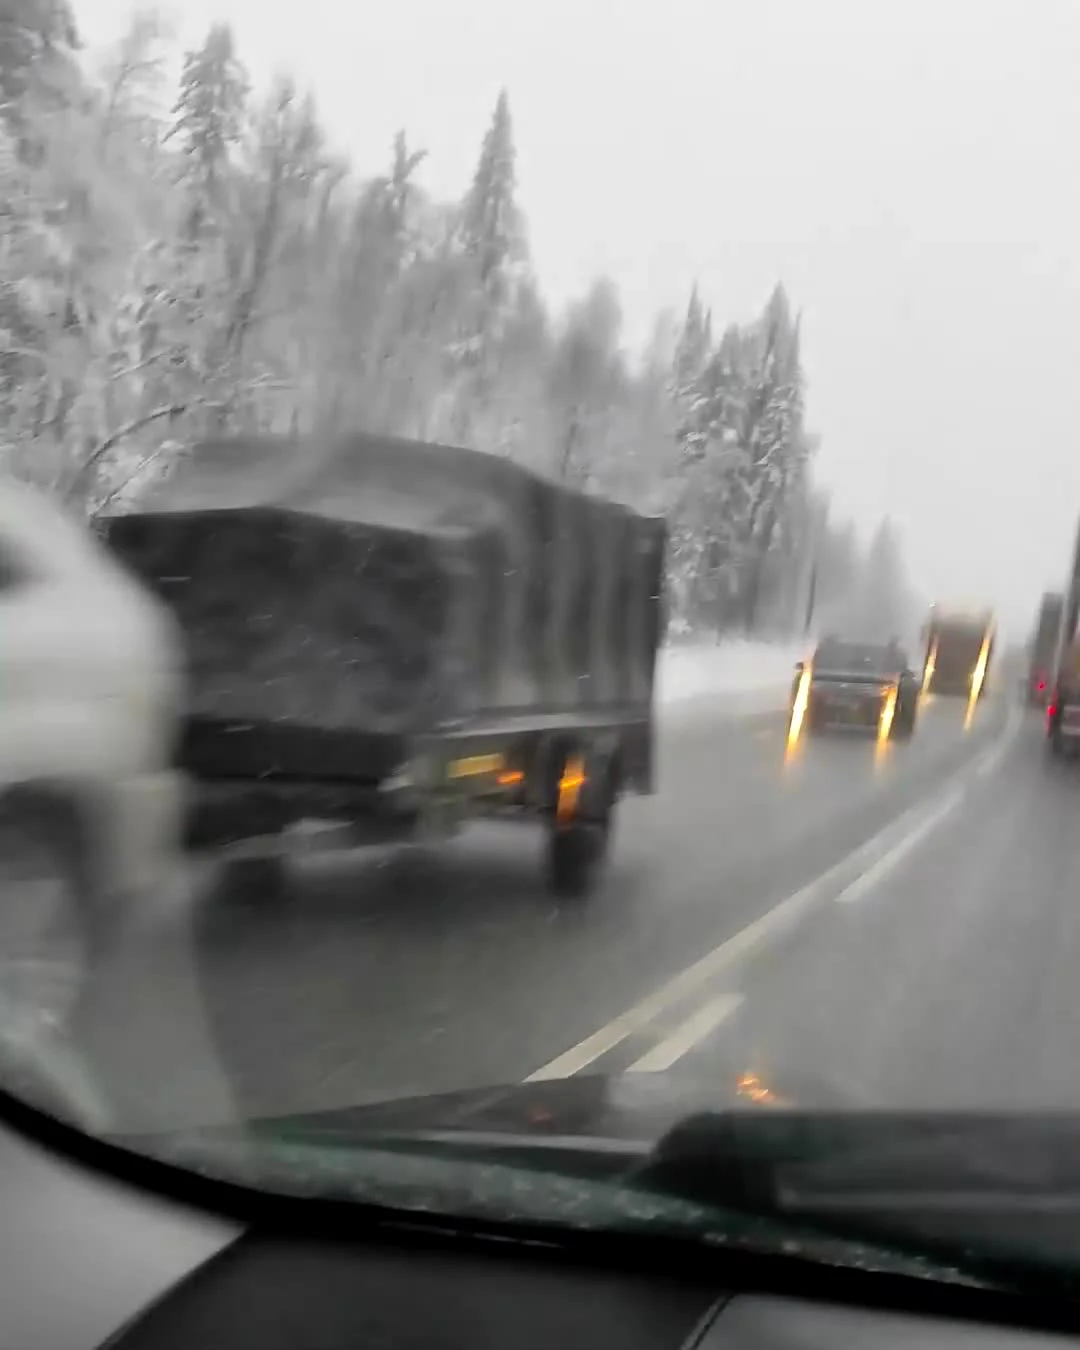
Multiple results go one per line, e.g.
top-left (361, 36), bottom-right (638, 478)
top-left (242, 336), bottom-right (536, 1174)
top-left (545, 751), bottom-right (614, 899)
top-left (547, 816), bottom-right (611, 898)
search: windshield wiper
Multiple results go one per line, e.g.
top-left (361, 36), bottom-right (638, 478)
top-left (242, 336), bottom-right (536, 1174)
top-left (257, 1108), bottom-right (1080, 1210)
top-left (164, 1107), bottom-right (1080, 1287)
top-left (325, 1110), bottom-right (1080, 1276)
top-left (635, 1111), bottom-right (1080, 1282)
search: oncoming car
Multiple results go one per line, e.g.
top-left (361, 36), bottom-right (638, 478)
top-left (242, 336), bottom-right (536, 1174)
top-left (0, 479), bottom-right (185, 1045)
top-left (791, 637), bottom-right (919, 740)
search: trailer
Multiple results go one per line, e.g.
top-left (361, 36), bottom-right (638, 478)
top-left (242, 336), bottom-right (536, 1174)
top-left (1047, 521), bottom-right (1080, 757)
top-left (920, 606), bottom-right (995, 701)
top-left (102, 432), bottom-right (666, 898)
top-left (1026, 592), bottom-right (1062, 708)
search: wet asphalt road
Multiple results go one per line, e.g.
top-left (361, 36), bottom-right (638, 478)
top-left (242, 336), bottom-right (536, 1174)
top-left (66, 683), bottom-right (1050, 1132)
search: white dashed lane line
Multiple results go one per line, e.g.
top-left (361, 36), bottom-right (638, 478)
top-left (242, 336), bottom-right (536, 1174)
top-left (625, 993), bottom-right (744, 1073)
top-left (524, 704), bottom-right (1022, 1082)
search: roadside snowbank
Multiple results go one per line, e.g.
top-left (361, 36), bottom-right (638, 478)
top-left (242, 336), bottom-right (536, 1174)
top-left (656, 638), bottom-right (806, 712)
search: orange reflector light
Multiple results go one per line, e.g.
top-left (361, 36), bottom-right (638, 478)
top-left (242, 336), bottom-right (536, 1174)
top-left (556, 756), bottom-right (586, 824)
top-left (497, 770), bottom-right (524, 786)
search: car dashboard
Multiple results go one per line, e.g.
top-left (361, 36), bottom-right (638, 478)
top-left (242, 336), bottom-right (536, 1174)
top-left (2, 1109), bottom-right (1079, 1350)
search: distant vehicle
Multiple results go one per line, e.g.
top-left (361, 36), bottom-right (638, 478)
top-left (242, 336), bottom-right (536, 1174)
top-left (920, 606), bottom-right (995, 700)
top-left (1026, 592), bottom-right (1062, 708)
top-left (1047, 519), bottom-right (1080, 756)
top-left (103, 432), bottom-right (666, 900)
top-left (0, 478), bottom-right (185, 1038)
top-left (791, 636), bottom-right (919, 739)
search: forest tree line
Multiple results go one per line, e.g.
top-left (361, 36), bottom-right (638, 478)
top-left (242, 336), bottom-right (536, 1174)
top-left (0, 1), bottom-right (917, 639)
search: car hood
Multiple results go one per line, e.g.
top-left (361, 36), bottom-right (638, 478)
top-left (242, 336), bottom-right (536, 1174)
top-left (122, 1065), bottom-right (1080, 1291)
top-left (239, 1065), bottom-right (804, 1145)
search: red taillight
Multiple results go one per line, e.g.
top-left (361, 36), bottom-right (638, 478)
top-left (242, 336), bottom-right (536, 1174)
top-left (1047, 703), bottom-right (1057, 720)
top-left (1037, 679), bottom-right (1046, 692)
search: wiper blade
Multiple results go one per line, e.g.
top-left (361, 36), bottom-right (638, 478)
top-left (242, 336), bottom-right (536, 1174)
top-left (264, 1109), bottom-right (1080, 1208)
top-left (251, 1118), bottom-right (653, 1189)
top-left (642, 1111), bottom-right (1080, 1204)
top-left (234, 1107), bottom-right (1080, 1282)
top-left (636, 1111), bottom-right (1080, 1283)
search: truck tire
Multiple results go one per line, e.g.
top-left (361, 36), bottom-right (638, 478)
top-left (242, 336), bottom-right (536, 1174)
top-left (547, 816), bottom-right (612, 898)
top-left (545, 750), bottom-right (615, 899)
top-left (0, 794), bottom-right (95, 1041)
top-left (891, 698), bottom-right (916, 740)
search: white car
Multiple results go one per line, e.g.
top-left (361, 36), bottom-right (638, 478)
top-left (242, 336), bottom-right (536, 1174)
top-left (0, 478), bottom-right (185, 1044)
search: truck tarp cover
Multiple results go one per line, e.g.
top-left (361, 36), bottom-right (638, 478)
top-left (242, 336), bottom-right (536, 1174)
top-left (926, 615), bottom-right (991, 688)
top-left (102, 433), bottom-right (665, 743)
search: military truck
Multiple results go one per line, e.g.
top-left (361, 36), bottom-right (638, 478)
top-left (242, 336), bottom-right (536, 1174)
top-left (103, 432), bottom-right (666, 899)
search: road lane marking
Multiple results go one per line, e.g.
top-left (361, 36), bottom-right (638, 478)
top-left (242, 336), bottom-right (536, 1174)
top-left (836, 704), bottom-right (1021, 905)
top-left (525, 702), bottom-right (1020, 1083)
top-left (833, 784), bottom-right (966, 905)
top-left (626, 993), bottom-right (743, 1073)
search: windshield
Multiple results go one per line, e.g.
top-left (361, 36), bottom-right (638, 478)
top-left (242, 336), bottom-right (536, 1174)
top-left (813, 641), bottom-right (896, 673)
top-left (1, 0), bottom-right (1079, 1285)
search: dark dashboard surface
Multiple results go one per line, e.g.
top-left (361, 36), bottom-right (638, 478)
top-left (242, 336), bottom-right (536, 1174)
top-left (107, 1230), bottom-right (1080, 1350)
top-left (3, 1113), bottom-right (1080, 1350)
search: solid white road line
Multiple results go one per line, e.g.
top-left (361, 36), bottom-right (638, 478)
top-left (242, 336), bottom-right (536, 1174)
top-left (835, 705), bottom-right (1020, 905)
top-left (832, 784), bottom-right (966, 905)
top-left (626, 993), bottom-right (744, 1073)
top-left (524, 703), bottom-right (1021, 1084)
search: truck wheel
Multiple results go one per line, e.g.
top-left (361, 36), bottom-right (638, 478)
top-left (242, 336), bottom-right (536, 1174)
top-left (890, 703), bottom-right (916, 740)
top-left (547, 816), bottom-right (612, 898)
top-left (545, 752), bottom-right (615, 899)
top-left (0, 797), bottom-right (93, 1041)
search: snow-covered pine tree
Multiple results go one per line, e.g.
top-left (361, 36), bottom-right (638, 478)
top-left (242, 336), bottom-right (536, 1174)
top-left (547, 277), bottom-right (625, 486)
top-left (169, 23), bottom-right (248, 245)
top-left (445, 89), bottom-right (529, 447)
top-left (850, 518), bottom-right (916, 641)
top-left (731, 285), bottom-right (809, 630)
top-left (0, 0), bottom-right (79, 147)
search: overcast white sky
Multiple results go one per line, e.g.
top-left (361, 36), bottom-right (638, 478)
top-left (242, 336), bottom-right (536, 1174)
top-left (75, 0), bottom-right (1080, 632)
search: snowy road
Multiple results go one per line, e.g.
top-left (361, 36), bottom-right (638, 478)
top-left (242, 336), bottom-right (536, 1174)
top-left (63, 673), bottom-right (1063, 1132)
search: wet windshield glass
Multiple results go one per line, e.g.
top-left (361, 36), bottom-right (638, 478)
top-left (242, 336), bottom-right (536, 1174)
top-left (1, 0), bottom-right (1079, 1277)
top-left (814, 641), bottom-right (894, 672)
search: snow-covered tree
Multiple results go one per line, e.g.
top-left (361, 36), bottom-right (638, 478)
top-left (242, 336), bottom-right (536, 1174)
top-left (546, 277), bottom-right (625, 485)
top-left (846, 518), bottom-right (916, 640)
top-left (0, 14), bottom-right (922, 636)
top-left (168, 22), bottom-right (247, 244)
top-left (445, 89), bottom-right (529, 446)
top-left (0, 0), bottom-right (80, 142)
